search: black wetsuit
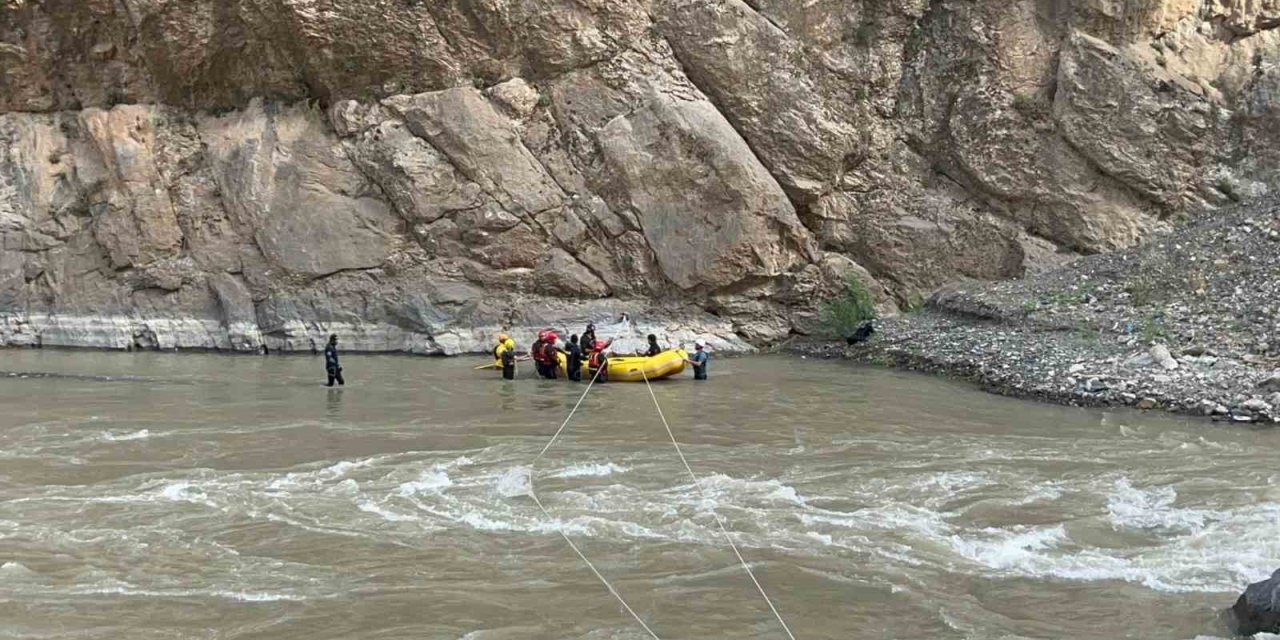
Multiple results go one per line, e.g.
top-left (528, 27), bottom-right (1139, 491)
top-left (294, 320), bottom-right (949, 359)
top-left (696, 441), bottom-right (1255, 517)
top-left (565, 342), bottom-right (583, 381)
top-left (579, 331), bottom-right (595, 355)
top-left (501, 348), bottom-right (516, 380)
top-left (645, 342), bottom-right (661, 357)
top-left (325, 344), bottom-right (344, 386)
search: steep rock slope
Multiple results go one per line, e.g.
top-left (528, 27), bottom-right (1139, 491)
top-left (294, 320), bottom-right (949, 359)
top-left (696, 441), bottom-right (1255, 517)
top-left (0, 0), bottom-right (1277, 352)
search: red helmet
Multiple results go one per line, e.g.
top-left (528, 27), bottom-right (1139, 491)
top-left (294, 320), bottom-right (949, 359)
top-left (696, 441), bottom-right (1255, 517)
top-left (546, 332), bottom-right (559, 344)
top-left (593, 340), bottom-right (607, 351)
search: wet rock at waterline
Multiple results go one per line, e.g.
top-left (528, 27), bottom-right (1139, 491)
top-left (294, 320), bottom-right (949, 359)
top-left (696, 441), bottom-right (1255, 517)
top-left (1230, 569), bottom-right (1280, 637)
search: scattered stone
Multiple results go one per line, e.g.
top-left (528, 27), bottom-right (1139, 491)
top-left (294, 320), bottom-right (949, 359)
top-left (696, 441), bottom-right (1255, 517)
top-left (1242, 397), bottom-right (1271, 412)
top-left (1136, 397), bottom-right (1158, 410)
top-left (792, 196), bottom-right (1280, 424)
top-left (1150, 344), bottom-right (1179, 370)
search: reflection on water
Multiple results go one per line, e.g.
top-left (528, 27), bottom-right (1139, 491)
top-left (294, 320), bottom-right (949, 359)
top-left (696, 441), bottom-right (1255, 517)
top-left (0, 350), bottom-right (1277, 639)
top-left (325, 387), bottom-right (344, 419)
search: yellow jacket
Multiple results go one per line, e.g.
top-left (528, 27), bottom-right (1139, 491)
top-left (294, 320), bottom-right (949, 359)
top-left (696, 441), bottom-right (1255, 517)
top-left (493, 338), bottom-right (516, 362)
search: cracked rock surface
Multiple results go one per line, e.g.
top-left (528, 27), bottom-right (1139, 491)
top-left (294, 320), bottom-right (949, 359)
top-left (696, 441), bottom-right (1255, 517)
top-left (1, 0), bottom-right (1279, 353)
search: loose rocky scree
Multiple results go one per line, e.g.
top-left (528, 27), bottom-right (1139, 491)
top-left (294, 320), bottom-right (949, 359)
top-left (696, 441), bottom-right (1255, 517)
top-left (796, 198), bottom-right (1280, 424)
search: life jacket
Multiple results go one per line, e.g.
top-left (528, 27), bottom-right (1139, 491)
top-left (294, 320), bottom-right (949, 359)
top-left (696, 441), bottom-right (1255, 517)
top-left (495, 339), bottom-right (516, 364)
top-left (531, 339), bottom-right (548, 364)
top-left (588, 349), bottom-right (606, 370)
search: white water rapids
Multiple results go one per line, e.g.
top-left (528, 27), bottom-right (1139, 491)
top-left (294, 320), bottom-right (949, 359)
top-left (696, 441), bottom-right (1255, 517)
top-left (1, 350), bottom-right (1278, 639)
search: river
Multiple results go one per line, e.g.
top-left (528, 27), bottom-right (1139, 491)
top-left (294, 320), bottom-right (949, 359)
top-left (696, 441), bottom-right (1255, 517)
top-left (1, 350), bottom-right (1277, 639)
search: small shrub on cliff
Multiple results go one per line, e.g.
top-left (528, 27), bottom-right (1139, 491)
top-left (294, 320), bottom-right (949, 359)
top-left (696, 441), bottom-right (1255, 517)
top-left (820, 275), bottom-right (878, 338)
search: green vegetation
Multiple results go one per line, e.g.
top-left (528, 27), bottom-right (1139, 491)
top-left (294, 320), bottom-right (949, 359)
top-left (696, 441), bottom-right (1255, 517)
top-left (1138, 313), bottom-right (1168, 344)
top-left (820, 275), bottom-right (878, 338)
top-left (903, 292), bottom-right (928, 314)
top-left (1125, 276), bottom-right (1160, 307)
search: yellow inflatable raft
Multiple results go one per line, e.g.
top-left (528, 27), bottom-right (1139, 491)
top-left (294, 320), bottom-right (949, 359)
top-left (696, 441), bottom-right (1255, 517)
top-left (574, 349), bottom-right (688, 383)
top-left (488, 349), bottom-right (688, 381)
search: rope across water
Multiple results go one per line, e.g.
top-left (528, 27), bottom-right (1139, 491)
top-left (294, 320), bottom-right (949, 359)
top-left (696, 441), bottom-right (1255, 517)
top-left (525, 359), bottom-right (797, 639)
top-left (527, 366), bottom-right (661, 638)
top-left (640, 369), bottom-right (797, 640)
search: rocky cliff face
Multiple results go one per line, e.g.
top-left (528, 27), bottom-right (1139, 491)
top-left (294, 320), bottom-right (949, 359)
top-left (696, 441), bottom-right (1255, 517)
top-left (1, 0), bottom-right (1277, 353)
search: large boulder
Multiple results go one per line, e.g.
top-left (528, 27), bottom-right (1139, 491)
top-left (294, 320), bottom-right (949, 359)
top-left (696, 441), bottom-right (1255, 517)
top-left (1231, 569), bottom-right (1280, 636)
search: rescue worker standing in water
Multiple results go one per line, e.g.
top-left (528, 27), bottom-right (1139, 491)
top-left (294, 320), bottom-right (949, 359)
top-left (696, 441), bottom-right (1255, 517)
top-left (588, 338), bottom-right (613, 383)
top-left (685, 339), bottom-right (710, 380)
top-left (324, 334), bottom-right (344, 387)
top-left (530, 331), bottom-right (549, 378)
top-left (494, 333), bottom-right (517, 380)
top-left (565, 334), bottom-right (584, 382)
top-left (540, 332), bottom-right (563, 380)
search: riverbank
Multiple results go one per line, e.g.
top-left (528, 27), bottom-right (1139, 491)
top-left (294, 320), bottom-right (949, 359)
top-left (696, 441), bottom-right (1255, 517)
top-left (794, 199), bottom-right (1280, 424)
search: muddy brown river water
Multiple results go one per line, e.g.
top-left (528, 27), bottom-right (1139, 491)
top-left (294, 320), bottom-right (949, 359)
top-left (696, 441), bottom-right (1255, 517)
top-left (1, 350), bottom-right (1278, 639)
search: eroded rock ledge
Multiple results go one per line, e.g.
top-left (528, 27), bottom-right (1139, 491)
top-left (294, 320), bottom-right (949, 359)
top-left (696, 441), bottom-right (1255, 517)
top-left (2, 1), bottom-right (1279, 353)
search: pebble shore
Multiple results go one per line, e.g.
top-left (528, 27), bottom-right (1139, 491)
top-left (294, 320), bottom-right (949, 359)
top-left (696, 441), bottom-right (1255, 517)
top-left (795, 198), bottom-right (1280, 424)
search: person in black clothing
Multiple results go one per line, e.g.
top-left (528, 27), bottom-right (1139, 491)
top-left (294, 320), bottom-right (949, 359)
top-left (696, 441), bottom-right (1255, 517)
top-left (645, 334), bottom-right (661, 357)
top-left (579, 324), bottom-right (596, 355)
top-left (324, 334), bottom-right (344, 387)
top-left (500, 347), bottom-right (517, 380)
top-left (565, 334), bottom-right (583, 382)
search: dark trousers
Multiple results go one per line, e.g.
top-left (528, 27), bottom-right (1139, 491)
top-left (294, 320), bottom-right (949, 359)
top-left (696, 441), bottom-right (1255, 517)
top-left (327, 367), bottom-right (345, 387)
top-left (502, 364), bottom-right (515, 380)
top-left (567, 359), bottom-right (582, 381)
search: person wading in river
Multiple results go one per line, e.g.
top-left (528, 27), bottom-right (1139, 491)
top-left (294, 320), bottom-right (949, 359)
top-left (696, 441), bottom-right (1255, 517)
top-left (588, 338), bottom-right (613, 383)
top-left (494, 333), bottom-right (517, 380)
top-left (540, 332), bottom-right (563, 380)
top-left (685, 339), bottom-right (709, 381)
top-left (530, 331), bottom-right (549, 378)
top-left (565, 334), bottom-right (584, 382)
top-left (324, 334), bottom-right (344, 387)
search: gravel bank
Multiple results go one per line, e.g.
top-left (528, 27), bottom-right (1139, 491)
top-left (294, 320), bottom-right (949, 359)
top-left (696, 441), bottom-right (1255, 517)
top-left (795, 199), bottom-right (1280, 424)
